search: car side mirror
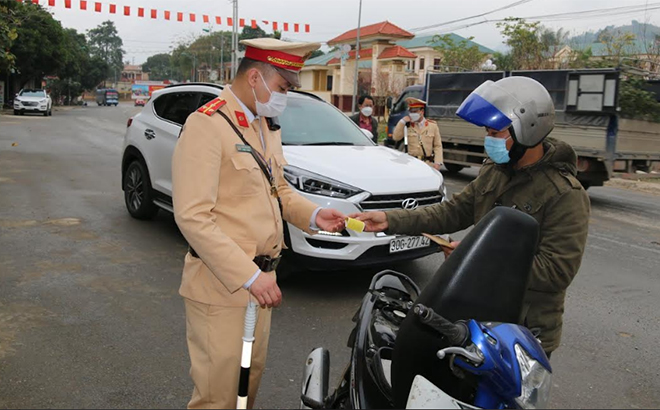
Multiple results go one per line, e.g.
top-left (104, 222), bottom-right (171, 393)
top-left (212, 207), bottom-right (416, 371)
top-left (361, 128), bottom-right (373, 138)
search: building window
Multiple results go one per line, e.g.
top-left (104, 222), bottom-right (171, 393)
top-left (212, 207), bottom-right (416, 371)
top-left (327, 75), bottom-right (333, 91)
top-left (412, 60), bottom-right (416, 71)
top-left (397, 65), bottom-right (402, 72)
top-left (434, 58), bottom-right (441, 68)
top-left (420, 58), bottom-right (425, 70)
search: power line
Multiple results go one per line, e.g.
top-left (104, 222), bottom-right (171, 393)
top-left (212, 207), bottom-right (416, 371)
top-left (414, 3), bottom-right (660, 35)
top-left (409, 0), bottom-right (536, 32)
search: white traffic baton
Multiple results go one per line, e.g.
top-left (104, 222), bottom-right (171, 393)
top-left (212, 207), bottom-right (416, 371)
top-left (236, 300), bottom-right (259, 409)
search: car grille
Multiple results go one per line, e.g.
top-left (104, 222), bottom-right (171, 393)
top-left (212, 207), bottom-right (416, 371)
top-left (360, 191), bottom-right (443, 211)
top-left (22, 102), bottom-right (38, 107)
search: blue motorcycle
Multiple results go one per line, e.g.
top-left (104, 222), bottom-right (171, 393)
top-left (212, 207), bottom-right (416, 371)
top-left (301, 207), bottom-right (553, 409)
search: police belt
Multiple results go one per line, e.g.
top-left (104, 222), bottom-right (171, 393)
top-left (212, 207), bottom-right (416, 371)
top-left (188, 246), bottom-right (282, 272)
top-left (418, 155), bottom-right (435, 162)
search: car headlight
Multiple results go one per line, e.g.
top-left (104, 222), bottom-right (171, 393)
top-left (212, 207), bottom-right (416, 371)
top-left (283, 165), bottom-right (363, 199)
top-left (40, 99), bottom-right (47, 104)
top-left (514, 344), bottom-right (552, 410)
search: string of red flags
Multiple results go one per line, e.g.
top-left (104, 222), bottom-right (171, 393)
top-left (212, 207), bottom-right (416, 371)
top-left (15, 0), bottom-right (312, 33)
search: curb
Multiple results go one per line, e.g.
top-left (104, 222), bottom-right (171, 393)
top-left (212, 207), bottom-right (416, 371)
top-left (605, 178), bottom-right (660, 195)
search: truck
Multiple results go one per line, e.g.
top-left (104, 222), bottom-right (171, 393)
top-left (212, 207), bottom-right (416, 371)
top-left (96, 88), bottom-right (119, 106)
top-left (387, 69), bottom-right (660, 188)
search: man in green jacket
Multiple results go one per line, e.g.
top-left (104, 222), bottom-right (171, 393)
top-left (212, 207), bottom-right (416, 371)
top-left (352, 77), bottom-right (590, 355)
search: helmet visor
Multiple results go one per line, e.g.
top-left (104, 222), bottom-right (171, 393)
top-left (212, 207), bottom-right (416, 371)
top-left (456, 81), bottom-right (516, 132)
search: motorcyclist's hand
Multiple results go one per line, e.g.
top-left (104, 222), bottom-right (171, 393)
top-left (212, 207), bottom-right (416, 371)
top-left (249, 271), bottom-right (282, 308)
top-left (442, 241), bottom-right (461, 259)
top-left (349, 212), bottom-right (389, 232)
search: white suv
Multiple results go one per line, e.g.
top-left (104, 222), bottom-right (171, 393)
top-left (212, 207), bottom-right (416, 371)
top-left (14, 89), bottom-right (53, 116)
top-left (122, 83), bottom-right (446, 275)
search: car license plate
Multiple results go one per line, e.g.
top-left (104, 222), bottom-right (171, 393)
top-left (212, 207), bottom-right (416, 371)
top-left (389, 236), bottom-right (431, 254)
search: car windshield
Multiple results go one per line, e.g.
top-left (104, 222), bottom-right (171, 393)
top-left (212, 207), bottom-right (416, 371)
top-left (279, 96), bottom-right (374, 146)
top-left (21, 90), bottom-right (46, 98)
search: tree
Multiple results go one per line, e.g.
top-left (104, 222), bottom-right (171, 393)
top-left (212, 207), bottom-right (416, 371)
top-left (431, 34), bottom-right (486, 71)
top-left (10, 2), bottom-right (67, 88)
top-left (597, 28), bottom-right (637, 65)
top-left (0, 1), bottom-right (21, 74)
top-left (619, 77), bottom-right (660, 122)
top-left (87, 21), bottom-right (124, 80)
top-left (142, 53), bottom-right (172, 81)
top-left (497, 18), bottom-right (551, 70)
top-left (492, 52), bottom-right (515, 71)
top-left (239, 25), bottom-right (269, 51)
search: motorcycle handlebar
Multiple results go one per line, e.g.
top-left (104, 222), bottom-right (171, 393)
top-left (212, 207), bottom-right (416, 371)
top-left (413, 304), bottom-right (469, 347)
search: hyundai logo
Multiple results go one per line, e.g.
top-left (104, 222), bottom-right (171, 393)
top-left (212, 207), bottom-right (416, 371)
top-left (402, 198), bottom-right (419, 210)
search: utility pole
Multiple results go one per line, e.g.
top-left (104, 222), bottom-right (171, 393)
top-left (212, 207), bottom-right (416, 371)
top-left (231, 0), bottom-right (238, 80)
top-left (351, 0), bottom-right (363, 115)
top-left (220, 35), bottom-right (225, 83)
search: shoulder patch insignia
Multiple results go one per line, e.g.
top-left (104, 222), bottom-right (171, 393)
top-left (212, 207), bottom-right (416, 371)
top-left (235, 111), bottom-right (250, 128)
top-left (197, 97), bottom-right (226, 116)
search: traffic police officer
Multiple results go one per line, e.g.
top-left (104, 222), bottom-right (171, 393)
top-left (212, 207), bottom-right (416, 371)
top-left (351, 77), bottom-right (590, 356)
top-left (172, 38), bottom-right (346, 409)
top-left (392, 97), bottom-right (444, 170)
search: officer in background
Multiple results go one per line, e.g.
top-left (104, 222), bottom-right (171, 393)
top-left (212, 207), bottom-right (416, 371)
top-left (392, 97), bottom-right (443, 170)
top-left (350, 95), bottom-right (379, 143)
top-left (351, 77), bottom-right (590, 357)
top-left (172, 38), bottom-right (346, 408)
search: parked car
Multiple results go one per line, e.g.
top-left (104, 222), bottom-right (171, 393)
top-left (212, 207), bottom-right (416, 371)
top-left (121, 83), bottom-right (446, 276)
top-left (134, 99), bottom-right (146, 107)
top-left (13, 89), bottom-right (52, 116)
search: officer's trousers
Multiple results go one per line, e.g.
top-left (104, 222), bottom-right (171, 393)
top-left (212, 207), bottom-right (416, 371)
top-left (184, 298), bottom-right (272, 409)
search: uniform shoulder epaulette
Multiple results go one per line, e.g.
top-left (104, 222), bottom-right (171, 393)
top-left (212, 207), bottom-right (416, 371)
top-left (198, 97), bottom-right (226, 116)
top-left (427, 119), bottom-right (437, 124)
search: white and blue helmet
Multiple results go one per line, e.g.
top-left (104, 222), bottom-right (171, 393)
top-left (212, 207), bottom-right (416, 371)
top-left (456, 77), bottom-right (556, 147)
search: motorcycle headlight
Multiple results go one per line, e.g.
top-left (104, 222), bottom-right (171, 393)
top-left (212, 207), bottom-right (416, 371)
top-left (283, 165), bottom-right (363, 199)
top-left (514, 344), bottom-right (552, 410)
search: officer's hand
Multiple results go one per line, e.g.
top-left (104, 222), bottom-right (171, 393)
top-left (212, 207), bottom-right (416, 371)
top-left (428, 162), bottom-right (441, 171)
top-left (249, 271), bottom-right (282, 308)
top-left (349, 212), bottom-right (389, 232)
top-left (442, 241), bottom-right (461, 259)
top-left (401, 115), bottom-right (411, 123)
top-left (316, 208), bottom-right (347, 233)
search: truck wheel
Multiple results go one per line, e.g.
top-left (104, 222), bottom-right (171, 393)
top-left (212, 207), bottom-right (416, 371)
top-left (123, 160), bottom-right (159, 220)
top-left (444, 163), bottom-right (466, 174)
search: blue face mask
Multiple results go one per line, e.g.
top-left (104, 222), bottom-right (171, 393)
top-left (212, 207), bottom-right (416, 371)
top-left (484, 136), bottom-right (511, 164)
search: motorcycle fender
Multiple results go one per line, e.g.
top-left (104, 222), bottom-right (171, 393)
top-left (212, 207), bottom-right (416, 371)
top-left (406, 375), bottom-right (478, 409)
top-left (301, 348), bottom-right (330, 409)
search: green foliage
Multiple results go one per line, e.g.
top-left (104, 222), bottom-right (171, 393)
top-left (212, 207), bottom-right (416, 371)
top-left (497, 18), bottom-right (551, 70)
top-left (87, 20), bottom-right (124, 78)
top-left (0, 1), bottom-right (20, 73)
top-left (431, 34), bottom-right (486, 71)
top-left (492, 51), bottom-right (515, 71)
top-left (10, 2), bottom-right (67, 87)
top-left (619, 77), bottom-right (660, 122)
top-left (142, 53), bottom-right (172, 81)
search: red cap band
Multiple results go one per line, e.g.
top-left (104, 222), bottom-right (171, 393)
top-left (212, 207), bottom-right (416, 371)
top-left (245, 46), bottom-right (305, 72)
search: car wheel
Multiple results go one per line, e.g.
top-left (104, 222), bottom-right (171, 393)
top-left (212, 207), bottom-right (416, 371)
top-left (13, 110), bottom-right (18, 115)
top-left (124, 160), bottom-right (159, 220)
top-left (444, 163), bottom-right (465, 174)
top-left (48, 108), bottom-right (53, 116)
top-left (43, 110), bottom-right (48, 117)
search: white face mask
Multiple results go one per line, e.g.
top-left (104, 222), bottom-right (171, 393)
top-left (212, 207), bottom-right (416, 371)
top-left (253, 71), bottom-right (288, 118)
top-left (410, 113), bottom-right (421, 123)
top-left (361, 107), bottom-right (373, 117)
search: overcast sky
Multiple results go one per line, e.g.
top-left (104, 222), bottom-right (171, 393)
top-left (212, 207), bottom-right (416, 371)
top-left (47, 0), bottom-right (660, 64)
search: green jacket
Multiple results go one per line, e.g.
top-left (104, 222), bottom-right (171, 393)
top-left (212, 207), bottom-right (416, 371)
top-left (386, 138), bottom-right (590, 353)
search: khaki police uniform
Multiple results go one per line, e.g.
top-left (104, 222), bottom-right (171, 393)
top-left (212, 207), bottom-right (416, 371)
top-left (392, 97), bottom-right (444, 166)
top-left (172, 38), bottom-right (321, 409)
